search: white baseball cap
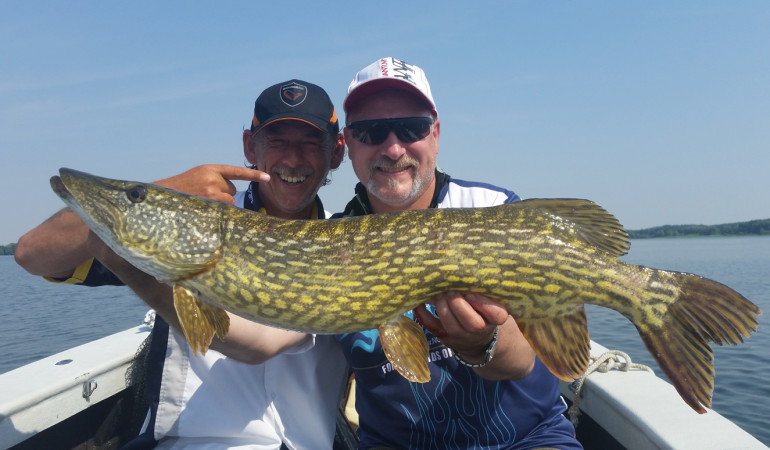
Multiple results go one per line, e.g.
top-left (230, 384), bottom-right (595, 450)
top-left (343, 57), bottom-right (437, 116)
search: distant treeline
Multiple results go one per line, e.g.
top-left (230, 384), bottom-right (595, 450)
top-left (1, 243), bottom-right (17, 256)
top-left (628, 219), bottom-right (770, 239)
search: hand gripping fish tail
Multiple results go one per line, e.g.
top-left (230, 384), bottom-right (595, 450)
top-left (51, 168), bottom-right (762, 414)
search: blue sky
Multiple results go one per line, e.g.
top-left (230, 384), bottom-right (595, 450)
top-left (2, 1), bottom-right (769, 245)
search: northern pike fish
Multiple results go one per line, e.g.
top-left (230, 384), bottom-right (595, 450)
top-left (51, 168), bottom-right (760, 414)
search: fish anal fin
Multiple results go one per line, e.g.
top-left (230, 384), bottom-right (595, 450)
top-left (379, 316), bottom-right (431, 383)
top-left (516, 305), bottom-right (590, 382)
top-left (638, 324), bottom-right (711, 414)
top-left (173, 284), bottom-right (230, 356)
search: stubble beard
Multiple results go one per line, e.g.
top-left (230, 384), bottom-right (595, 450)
top-left (366, 156), bottom-right (432, 208)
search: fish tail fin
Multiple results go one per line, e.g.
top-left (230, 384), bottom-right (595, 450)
top-left (173, 284), bottom-right (230, 356)
top-left (638, 273), bottom-right (761, 414)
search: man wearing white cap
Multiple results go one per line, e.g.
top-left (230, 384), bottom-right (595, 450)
top-left (335, 58), bottom-right (582, 449)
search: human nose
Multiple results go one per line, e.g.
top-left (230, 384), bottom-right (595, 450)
top-left (281, 144), bottom-right (305, 166)
top-left (380, 132), bottom-right (406, 159)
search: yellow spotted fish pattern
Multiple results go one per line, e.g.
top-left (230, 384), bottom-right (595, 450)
top-left (51, 168), bottom-right (761, 414)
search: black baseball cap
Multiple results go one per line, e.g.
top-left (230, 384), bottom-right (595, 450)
top-left (251, 79), bottom-right (339, 135)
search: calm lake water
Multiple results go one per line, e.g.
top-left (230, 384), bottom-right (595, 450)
top-left (586, 236), bottom-right (770, 446)
top-left (1, 236), bottom-right (769, 445)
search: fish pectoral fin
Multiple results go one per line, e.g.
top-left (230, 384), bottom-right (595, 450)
top-left (516, 305), bottom-right (590, 382)
top-left (379, 316), bottom-right (431, 383)
top-left (172, 284), bottom-right (230, 357)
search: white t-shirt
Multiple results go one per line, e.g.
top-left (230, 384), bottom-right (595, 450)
top-left (147, 191), bottom-right (349, 449)
top-left (153, 330), bottom-right (347, 449)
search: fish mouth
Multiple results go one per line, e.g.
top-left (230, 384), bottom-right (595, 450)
top-left (51, 168), bottom-right (119, 231)
top-left (50, 175), bottom-right (73, 202)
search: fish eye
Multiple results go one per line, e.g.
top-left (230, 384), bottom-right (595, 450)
top-left (127, 184), bottom-right (147, 203)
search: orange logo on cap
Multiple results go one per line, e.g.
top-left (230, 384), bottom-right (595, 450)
top-left (280, 82), bottom-right (308, 107)
top-left (284, 90), bottom-right (303, 101)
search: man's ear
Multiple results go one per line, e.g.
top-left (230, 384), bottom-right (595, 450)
top-left (243, 130), bottom-right (257, 165)
top-left (330, 132), bottom-right (346, 169)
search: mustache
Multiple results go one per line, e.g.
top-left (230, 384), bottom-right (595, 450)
top-left (272, 167), bottom-right (313, 177)
top-left (368, 156), bottom-right (420, 172)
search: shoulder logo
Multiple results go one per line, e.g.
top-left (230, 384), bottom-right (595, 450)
top-left (280, 82), bottom-right (308, 107)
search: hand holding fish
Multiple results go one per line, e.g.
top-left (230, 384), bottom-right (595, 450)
top-left (415, 292), bottom-right (536, 380)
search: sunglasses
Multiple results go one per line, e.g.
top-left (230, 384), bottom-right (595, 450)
top-left (347, 117), bottom-right (435, 146)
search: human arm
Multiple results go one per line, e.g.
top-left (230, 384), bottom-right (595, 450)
top-left (414, 292), bottom-right (536, 380)
top-left (15, 164), bottom-right (270, 278)
top-left (14, 208), bottom-right (94, 278)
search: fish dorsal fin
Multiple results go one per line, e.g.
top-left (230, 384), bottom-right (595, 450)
top-left (516, 304), bottom-right (590, 381)
top-left (173, 284), bottom-right (230, 356)
top-left (519, 198), bottom-right (630, 257)
top-left (379, 315), bottom-right (431, 383)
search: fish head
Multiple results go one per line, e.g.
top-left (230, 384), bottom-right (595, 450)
top-left (51, 168), bottom-right (222, 282)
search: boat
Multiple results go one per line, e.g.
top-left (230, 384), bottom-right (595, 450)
top-left (557, 341), bottom-right (766, 449)
top-left (0, 324), bottom-right (152, 449)
top-left (1, 322), bottom-right (766, 449)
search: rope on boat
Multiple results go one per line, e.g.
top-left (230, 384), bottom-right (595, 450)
top-left (143, 309), bottom-right (156, 327)
top-left (567, 350), bottom-right (654, 427)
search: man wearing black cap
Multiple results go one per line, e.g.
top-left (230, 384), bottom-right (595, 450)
top-left (16, 80), bottom-right (348, 449)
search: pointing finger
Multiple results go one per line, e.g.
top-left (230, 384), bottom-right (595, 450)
top-left (214, 164), bottom-right (270, 183)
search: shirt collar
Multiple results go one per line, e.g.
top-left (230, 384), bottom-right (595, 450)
top-left (338, 168), bottom-right (450, 217)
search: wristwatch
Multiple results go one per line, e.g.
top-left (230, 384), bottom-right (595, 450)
top-left (453, 326), bottom-right (499, 368)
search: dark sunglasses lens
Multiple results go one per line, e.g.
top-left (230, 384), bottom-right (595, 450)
top-left (350, 123), bottom-right (389, 145)
top-left (349, 117), bottom-right (433, 145)
top-left (395, 119), bottom-right (432, 143)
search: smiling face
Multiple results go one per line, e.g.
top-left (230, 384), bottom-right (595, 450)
top-left (244, 120), bottom-right (343, 219)
top-left (344, 89), bottom-right (440, 213)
